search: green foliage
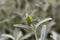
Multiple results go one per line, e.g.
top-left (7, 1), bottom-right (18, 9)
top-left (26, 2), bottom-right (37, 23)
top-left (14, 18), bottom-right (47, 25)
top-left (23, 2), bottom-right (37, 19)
top-left (0, 0), bottom-right (60, 40)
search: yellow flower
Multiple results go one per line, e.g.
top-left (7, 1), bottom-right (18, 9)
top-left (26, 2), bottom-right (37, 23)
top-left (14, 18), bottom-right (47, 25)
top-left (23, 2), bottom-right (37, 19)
top-left (26, 15), bottom-right (32, 24)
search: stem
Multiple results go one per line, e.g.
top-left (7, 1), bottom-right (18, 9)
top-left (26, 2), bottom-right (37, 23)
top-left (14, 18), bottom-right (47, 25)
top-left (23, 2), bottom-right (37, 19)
top-left (34, 29), bottom-right (38, 40)
top-left (30, 24), bottom-right (38, 40)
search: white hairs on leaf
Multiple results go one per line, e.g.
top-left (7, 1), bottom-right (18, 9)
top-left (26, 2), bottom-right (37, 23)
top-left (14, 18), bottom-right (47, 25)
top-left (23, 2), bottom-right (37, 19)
top-left (36, 18), bottom-right (52, 28)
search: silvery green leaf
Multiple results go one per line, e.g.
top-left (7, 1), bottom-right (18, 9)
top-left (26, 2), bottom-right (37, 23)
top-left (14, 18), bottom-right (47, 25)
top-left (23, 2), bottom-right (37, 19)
top-left (42, 3), bottom-right (50, 11)
top-left (35, 18), bottom-right (52, 28)
top-left (30, 9), bottom-right (37, 16)
top-left (46, 21), bottom-right (56, 34)
top-left (21, 32), bottom-right (33, 40)
top-left (26, 13), bottom-right (28, 18)
top-left (50, 31), bottom-right (59, 40)
top-left (1, 34), bottom-right (15, 40)
top-left (39, 25), bottom-right (47, 40)
top-left (13, 28), bottom-right (21, 39)
top-left (13, 24), bottom-right (29, 29)
top-left (0, 37), bottom-right (7, 40)
top-left (16, 31), bottom-right (23, 40)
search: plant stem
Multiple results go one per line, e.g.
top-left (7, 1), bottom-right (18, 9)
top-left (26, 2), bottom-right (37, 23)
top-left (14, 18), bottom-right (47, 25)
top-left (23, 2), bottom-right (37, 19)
top-left (34, 29), bottom-right (38, 40)
top-left (30, 24), bottom-right (38, 40)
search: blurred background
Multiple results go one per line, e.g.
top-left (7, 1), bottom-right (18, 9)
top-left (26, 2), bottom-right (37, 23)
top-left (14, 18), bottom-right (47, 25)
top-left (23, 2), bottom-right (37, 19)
top-left (0, 0), bottom-right (60, 40)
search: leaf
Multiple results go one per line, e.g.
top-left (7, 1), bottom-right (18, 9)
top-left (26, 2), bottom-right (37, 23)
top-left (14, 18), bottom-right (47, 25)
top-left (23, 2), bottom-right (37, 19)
top-left (16, 31), bottom-right (23, 40)
top-left (39, 25), bottom-right (47, 40)
top-left (46, 21), bottom-right (56, 34)
top-left (21, 32), bottom-right (33, 40)
top-left (1, 34), bottom-right (15, 40)
top-left (13, 24), bottom-right (29, 29)
top-left (50, 31), bottom-right (59, 40)
top-left (35, 18), bottom-right (52, 28)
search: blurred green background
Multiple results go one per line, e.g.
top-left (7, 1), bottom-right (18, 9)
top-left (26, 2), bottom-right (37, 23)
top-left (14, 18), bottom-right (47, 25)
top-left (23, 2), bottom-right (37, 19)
top-left (0, 0), bottom-right (60, 40)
